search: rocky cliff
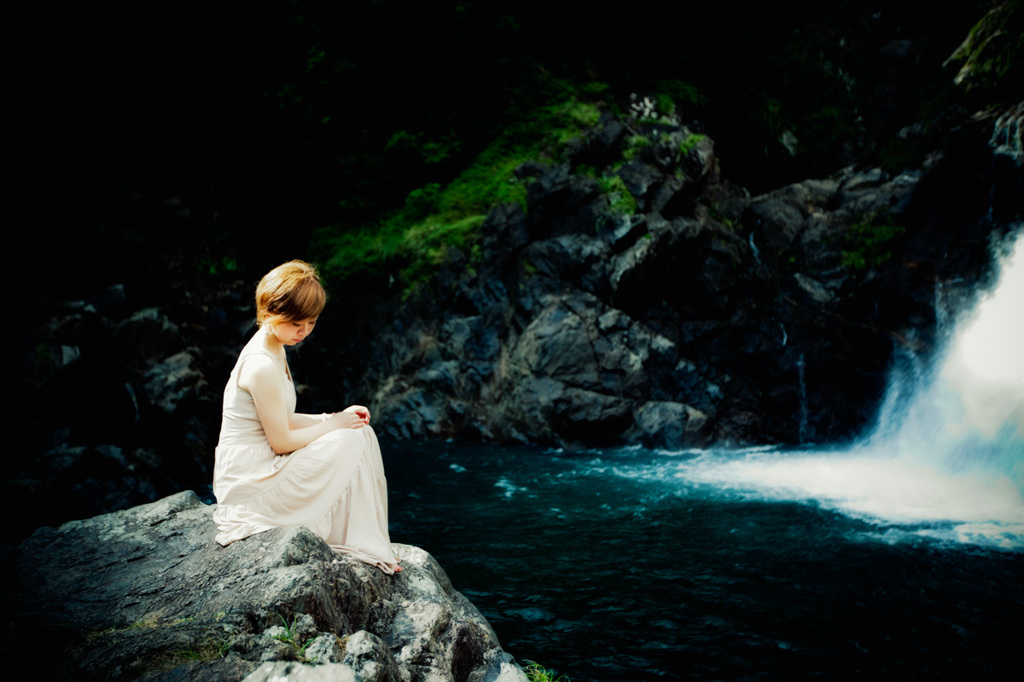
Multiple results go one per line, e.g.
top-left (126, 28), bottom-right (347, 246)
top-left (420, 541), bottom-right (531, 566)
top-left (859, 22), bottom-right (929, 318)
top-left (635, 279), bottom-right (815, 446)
top-left (349, 106), bottom-right (1021, 449)
top-left (0, 491), bottom-right (526, 682)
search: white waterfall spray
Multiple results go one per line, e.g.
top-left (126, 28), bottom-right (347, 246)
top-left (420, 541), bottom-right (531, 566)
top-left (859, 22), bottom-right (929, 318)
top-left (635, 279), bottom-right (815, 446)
top-left (870, 228), bottom-right (1024, 474)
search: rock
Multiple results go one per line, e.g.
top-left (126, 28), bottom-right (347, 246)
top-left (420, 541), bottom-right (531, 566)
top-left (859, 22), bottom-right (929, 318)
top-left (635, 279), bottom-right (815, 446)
top-left (629, 401), bottom-right (708, 449)
top-left (746, 190), bottom-right (815, 252)
top-left (1, 491), bottom-right (528, 682)
top-left (524, 164), bottom-right (605, 237)
top-left (244, 662), bottom-right (356, 682)
top-left (114, 308), bottom-right (190, 371)
top-left (142, 350), bottom-right (212, 415)
top-left (337, 630), bottom-right (400, 681)
top-left (361, 114), bottom-right (952, 448)
top-left (15, 295), bottom-right (219, 545)
top-left (793, 273), bottom-right (835, 303)
top-left (682, 132), bottom-right (716, 181)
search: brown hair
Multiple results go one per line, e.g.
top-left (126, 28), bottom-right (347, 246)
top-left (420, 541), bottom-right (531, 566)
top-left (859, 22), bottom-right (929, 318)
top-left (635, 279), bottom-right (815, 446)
top-left (255, 260), bottom-right (326, 325)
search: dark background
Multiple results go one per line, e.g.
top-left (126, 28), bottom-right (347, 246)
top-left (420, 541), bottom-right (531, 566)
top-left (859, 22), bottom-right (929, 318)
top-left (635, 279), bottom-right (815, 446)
top-left (25, 1), bottom-right (1013, 296)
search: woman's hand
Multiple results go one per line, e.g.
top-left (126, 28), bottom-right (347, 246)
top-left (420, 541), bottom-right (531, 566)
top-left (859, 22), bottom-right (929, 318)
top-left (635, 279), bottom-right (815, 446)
top-left (321, 406), bottom-right (371, 430)
top-left (342, 405), bottom-right (371, 426)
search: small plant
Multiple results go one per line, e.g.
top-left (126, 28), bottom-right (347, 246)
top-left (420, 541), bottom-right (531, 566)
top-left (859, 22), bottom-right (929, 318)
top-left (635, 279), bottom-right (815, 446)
top-left (272, 614), bottom-right (313, 660)
top-left (524, 660), bottom-right (570, 682)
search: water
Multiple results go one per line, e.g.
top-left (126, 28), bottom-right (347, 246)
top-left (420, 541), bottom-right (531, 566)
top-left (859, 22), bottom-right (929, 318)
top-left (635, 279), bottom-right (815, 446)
top-left (387, 443), bottom-right (1020, 680)
top-left (386, 230), bottom-right (1023, 680)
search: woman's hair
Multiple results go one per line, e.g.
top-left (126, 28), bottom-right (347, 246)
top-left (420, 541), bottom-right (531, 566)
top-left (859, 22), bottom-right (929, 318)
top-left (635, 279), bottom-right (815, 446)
top-left (255, 260), bottom-right (326, 325)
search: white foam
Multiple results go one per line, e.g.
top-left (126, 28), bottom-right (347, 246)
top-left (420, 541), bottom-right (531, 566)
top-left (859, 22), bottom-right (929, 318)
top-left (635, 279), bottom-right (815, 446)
top-left (676, 451), bottom-right (1024, 525)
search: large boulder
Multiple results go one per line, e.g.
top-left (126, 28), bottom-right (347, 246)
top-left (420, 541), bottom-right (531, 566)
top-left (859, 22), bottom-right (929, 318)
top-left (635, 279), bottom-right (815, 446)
top-left (0, 491), bottom-right (526, 682)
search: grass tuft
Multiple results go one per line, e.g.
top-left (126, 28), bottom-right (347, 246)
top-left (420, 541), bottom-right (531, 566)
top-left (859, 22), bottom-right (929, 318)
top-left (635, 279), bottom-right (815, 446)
top-left (524, 660), bottom-right (570, 682)
top-left (271, 613), bottom-right (313, 660)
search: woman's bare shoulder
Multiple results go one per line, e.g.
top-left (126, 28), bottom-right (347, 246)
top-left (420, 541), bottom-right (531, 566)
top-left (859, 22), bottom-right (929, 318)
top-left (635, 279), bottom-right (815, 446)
top-left (237, 352), bottom-right (279, 391)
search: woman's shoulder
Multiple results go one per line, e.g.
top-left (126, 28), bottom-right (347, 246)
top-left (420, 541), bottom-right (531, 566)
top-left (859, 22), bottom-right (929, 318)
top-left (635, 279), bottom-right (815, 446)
top-left (236, 350), bottom-right (281, 390)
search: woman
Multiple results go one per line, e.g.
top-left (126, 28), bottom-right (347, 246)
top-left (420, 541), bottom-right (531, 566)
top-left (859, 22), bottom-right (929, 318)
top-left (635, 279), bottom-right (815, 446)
top-left (212, 260), bottom-right (401, 574)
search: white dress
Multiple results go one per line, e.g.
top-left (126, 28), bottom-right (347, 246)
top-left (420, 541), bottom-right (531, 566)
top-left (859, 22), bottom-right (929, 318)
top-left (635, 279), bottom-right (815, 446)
top-left (212, 333), bottom-right (399, 573)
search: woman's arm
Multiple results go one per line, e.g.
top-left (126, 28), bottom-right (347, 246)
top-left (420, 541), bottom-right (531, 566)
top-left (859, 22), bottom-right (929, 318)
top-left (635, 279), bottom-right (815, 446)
top-left (289, 412), bottom-right (328, 428)
top-left (290, 405), bottom-right (371, 428)
top-left (240, 355), bottom-right (365, 454)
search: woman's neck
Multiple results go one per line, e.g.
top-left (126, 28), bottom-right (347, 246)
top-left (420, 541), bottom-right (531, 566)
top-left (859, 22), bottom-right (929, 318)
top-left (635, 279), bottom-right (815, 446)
top-left (260, 324), bottom-right (285, 354)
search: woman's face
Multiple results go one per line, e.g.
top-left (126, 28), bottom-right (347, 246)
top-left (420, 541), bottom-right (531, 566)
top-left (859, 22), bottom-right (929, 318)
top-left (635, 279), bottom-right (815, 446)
top-left (271, 318), bottom-right (317, 345)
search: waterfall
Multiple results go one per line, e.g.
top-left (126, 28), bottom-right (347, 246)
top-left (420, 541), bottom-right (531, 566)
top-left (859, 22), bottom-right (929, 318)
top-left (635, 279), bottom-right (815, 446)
top-left (670, 226), bottom-right (1024, 549)
top-left (865, 227), bottom-right (1024, 479)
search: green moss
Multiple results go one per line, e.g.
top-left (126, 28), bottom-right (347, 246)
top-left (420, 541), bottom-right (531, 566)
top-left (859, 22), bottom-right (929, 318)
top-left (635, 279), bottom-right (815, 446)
top-left (651, 78), bottom-right (706, 115)
top-left (85, 616), bottom-right (194, 642)
top-left (598, 175), bottom-right (637, 216)
top-left (581, 81), bottom-right (611, 97)
top-left (79, 616), bottom-right (231, 676)
top-left (679, 132), bottom-right (708, 156)
top-left (655, 93), bottom-right (676, 117)
top-left (841, 214), bottom-right (906, 269)
top-left (314, 80), bottom-right (609, 292)
top-left (622, 135), bottom-right (651, 161)
top-left (401, 215), bottom-right (486, 290)
top-left (946, 0), bottom-right (1023, 98)
top-left (553, 101), bottom-right (602, 143)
